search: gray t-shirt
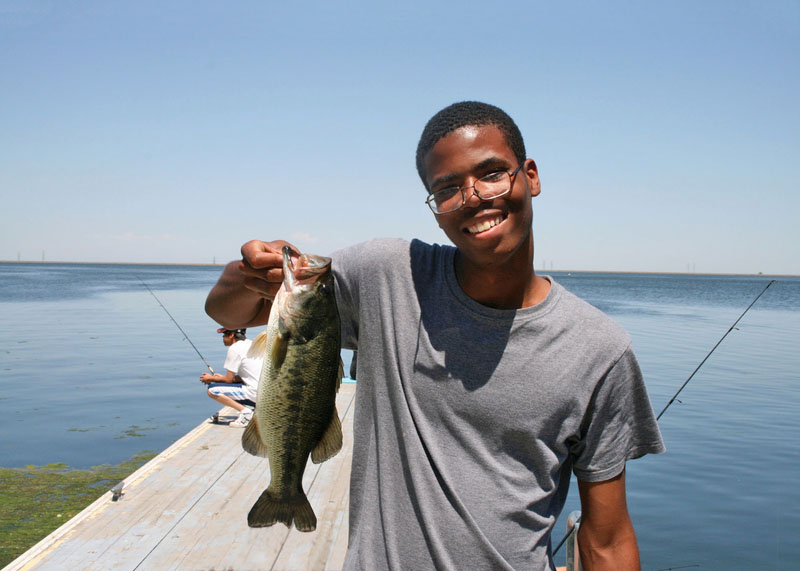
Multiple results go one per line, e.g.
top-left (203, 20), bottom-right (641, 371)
top-left (333, 238), bottom-right (665, 570)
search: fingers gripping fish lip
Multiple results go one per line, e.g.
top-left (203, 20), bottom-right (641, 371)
top-left (278, 247), bottom-right (335, 335)
top-left (281, 246), bottom-right (332, 289)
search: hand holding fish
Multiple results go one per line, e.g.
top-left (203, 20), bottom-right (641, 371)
top-left (206, 239), bottom-right (300, 330)
top-left (239, 239), bottom-right (301, 301)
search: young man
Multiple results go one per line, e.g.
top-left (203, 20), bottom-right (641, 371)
top-left (200, 328), bottom-right (262, 428)
top-left (205, 101), bottom-right (664, 569)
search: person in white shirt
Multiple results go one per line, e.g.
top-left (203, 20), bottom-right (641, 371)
top-left (200, 328), bottom-right (262, 427)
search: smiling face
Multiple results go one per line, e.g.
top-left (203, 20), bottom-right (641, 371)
top-left (423, 124), bottom-right (540, 272)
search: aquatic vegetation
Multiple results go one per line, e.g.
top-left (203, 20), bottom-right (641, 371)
top-left (0, 451), bottom-right (156, 567)
top-left (116, 424), bottom-right (159, 439)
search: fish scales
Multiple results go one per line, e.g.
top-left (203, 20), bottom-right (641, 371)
top-left (263, 320), bottom-right (340, 494)
top-left (242, 246), bottom-right (343, 532)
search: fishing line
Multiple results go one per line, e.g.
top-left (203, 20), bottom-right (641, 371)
top-left (551, 515), bottom-right (576, 559)
top-left (656, 278), bottom-right (776, 420)
top-left (137, 276), bottom-right (215, 374)
top-left (553, 278), bottom-right (777, 558)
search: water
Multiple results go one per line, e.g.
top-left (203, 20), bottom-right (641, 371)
top-left (0, 263), bottom-right (234, 469)
top-left (1, 264), bottom-right (798, 569)
top-left (550, 272), bottom-right (800, 570)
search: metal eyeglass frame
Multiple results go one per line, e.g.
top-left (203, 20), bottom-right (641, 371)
top-left (425, 164), bottom-right (524, 214)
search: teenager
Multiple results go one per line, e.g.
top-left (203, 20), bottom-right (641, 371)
top-left (205, 101), bottom-right (664, 569)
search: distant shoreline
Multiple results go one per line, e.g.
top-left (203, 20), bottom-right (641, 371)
top-left (1, 260), bottom-right (796, 278)
top-left (546, 270), bottom-right (798, 278)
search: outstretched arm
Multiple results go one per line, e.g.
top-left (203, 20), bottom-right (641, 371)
top-left (205, 239), bottom-right (299, 329)
top-left (576, 469), bottom-right (640, 570)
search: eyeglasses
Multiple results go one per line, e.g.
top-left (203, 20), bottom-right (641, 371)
top-left (425, 164), bottom-right (523, 214)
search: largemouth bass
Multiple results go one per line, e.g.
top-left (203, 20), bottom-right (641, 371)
top-left (242, 246), bottom-right (343, 532)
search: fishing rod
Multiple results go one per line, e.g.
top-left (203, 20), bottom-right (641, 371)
top-left (656, 278), bottom-right (776, 420)
top-left (137, 276), bottom-right (215, 374)
top-left (553, 279), bottom-right (777, 558)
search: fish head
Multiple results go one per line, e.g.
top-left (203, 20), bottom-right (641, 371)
top-left (278, 246), bottom-right (338, 338)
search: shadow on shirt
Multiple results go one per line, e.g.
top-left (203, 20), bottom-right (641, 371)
top-left (409, 239), bottom-right (513, 392)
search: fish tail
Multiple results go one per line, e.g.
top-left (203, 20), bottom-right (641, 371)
top-left (248, 489), bottom-right (317, 532)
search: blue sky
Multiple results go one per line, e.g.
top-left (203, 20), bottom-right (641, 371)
top-left (1, 1), bottom-right (798, 274)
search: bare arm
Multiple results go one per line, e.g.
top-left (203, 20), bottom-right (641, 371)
top-left (200, 370), bottom-right (237, 384)
top-left (576, 469), bottom-right (640, 570)
top-left (204, 239), bottom-right (299, 329)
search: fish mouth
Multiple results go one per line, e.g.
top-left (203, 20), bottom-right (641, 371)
top-left (282, 246), bottom-right (331, 289)
top-left (465, 214), bottom-right (505, 235)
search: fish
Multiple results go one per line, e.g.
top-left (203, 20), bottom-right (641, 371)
top-left (242, 246), bottom-right (343, 532)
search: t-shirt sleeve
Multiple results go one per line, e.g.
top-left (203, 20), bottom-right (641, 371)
top-left (570, 345), bottom-right (666, 482)
top-left (332, 238), bottom-right (409, 351)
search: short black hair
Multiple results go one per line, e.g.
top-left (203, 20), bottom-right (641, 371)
top-left (415, 101), bottom-right (526, 189)
top-left (221, 328), bottom-right (247, 340)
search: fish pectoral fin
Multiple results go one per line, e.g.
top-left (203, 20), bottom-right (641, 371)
top-left (241, 415), bottom-right (269, 457)
top-left (310, 408), bottom-right (343, 464)
top-left (271, 328), bottom-right (290, 370)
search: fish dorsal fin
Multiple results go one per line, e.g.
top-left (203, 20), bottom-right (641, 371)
top-left (248, 330), bottom-right (268, 358)
top-left (310, 408), bottom-right (342, 464)
top-left (241, 415), bottom-right (269, 457)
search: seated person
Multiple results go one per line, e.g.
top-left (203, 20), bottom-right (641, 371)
top-left (200, 328), bottom-right (262, 427)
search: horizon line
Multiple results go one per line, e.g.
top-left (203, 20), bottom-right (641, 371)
top-left (1, 260), bottom-right (796, 278)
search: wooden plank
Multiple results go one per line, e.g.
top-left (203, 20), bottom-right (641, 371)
top-left (28, 421), bottom-right (246, 570)
top-left (6, 414), bottom-right (230, 570)
top-left (142, 385), bottom-right (356, 570)
top-left (6, 384), bottom-right (356, 571)
top-left (136, 452), bottom-right (285, 569)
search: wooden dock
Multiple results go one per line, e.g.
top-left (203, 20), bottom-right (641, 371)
top-left (6, 383), bottom-right (357, 571)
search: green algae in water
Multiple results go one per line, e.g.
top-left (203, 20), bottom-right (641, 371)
top-left (0, 451), bottom-right (157, 567)
top-left (116, 424), bottom-right (159, 439)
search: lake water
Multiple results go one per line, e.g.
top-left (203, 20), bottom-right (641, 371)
top-left (1, 263), bottom-right (798, 569)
